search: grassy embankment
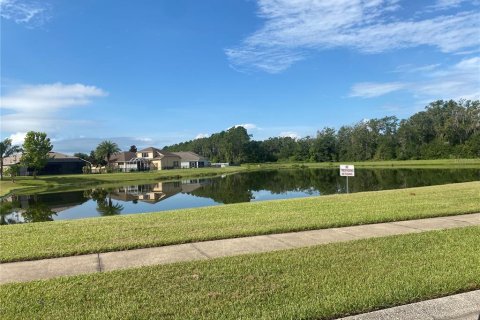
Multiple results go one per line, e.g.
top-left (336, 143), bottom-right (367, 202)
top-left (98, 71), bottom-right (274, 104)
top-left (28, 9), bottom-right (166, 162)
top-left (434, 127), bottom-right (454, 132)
top-left (1, 226), bottom-right (479, 319)
top-left (1, 181), bottom-right (479, 262)
top-left (246, 158), bottom-right (480, 169)
top-left (1, 158), bottom-right (479, 197)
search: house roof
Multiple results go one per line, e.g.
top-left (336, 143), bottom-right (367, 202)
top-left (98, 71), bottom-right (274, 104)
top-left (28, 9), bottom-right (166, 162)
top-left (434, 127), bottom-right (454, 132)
top-left (138, 147), bottom-right (162, 153)
top-left (172, 151), bottom-right (207, 162)
top-left (110, 152), bottom-right (136, 163)
top-left (2, 154), bottom-right (22, 166)
top-left (47, 152), bottom-right (83, 163)
top-left (152, 152), bottom-right (181, 160)
top-left (138, 147), bottom-right (180, 159)
top-left (2, 152), bottom-right (82, 165)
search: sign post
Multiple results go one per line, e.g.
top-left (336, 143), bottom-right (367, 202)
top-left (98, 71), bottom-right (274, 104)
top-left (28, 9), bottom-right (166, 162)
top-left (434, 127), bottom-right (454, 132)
top-left (340, 165), bottom-right (355, 193)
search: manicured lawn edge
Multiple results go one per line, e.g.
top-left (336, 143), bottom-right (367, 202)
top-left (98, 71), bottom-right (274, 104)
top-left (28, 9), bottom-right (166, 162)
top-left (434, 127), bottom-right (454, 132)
top-left (244, 158), bottom-right (480, 169)
top-left (1, 227), bottom-right (479, 320)
top-left (1, 181), bottom-right (479, 263)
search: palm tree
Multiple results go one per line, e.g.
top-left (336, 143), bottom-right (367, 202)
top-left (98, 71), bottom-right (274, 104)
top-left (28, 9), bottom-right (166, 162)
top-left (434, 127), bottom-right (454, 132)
top-left (0, 138), bottom-right (22, 181)
top-left (95, 140), bottom-right (120, 169)
top-left (89, 188), bottom-right (123, 216)
top-left (96, 192), bottom-right (124, 216)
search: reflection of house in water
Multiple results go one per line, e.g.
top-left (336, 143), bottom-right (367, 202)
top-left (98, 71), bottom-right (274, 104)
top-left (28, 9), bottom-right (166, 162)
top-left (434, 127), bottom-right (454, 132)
top-left (137, 181), bottom-right (182, 203)
top-left (6, 192), bottom-right (88, 213)
top-left (180, 179), bottom-right (209, 193)
top-left (110, 179), bottom-right (210, 204)
top-left (1, 191), bottom-right (89, 223)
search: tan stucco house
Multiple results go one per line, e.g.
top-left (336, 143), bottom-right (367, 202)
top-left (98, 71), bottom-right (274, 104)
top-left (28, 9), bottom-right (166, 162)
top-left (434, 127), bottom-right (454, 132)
top-left (136, 147), bottom-right (181, 170)
top-left (172, 151), bottom-right (210, 168)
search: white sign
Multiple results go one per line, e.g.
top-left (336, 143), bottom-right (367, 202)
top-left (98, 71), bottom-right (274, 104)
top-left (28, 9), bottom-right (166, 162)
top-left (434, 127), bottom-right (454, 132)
top-left (340, 165), bottom-right (355, 177)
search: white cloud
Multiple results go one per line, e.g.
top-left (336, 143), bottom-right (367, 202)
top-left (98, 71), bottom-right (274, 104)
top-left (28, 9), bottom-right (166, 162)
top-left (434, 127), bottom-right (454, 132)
top-left (280, 131), bottom-right (301, 139)
top-left (429, 0), bottom-right (474, 10)
top-left (1, 83), bottom-right (107, 112)
top-left (414, 56), bottom-right (480, 100)
top-left (0, 83), bottom-right (107, 133)
top-left (393, 63), bottom-right (441, 73)
top-left (0, 0), bottom-right (51, 27)
top-left (136, 137), bottom-right (153, 142)
top-left (195, 133), bottom-right (210, 139)
top-left (7, 132), bottom-right (27, 146)
top-left (226, 0), bottom-right (480, 73)
top-left (349, 56), bottom-right (480, 101)
top-left (350, 82), bottom-right (406, 98)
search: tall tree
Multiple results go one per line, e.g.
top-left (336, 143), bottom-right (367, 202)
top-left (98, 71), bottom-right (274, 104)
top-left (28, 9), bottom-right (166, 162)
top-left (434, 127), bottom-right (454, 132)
top-left (73, 152), bottom-right (90, 160)
top-left (21, 132), bottom-right (53, 179)
top-left (95, 140), bottom-right (120, 168)
top-left (129, 145), bottom-right (137, 153)
top-left (0, 138), bottom-right (22, 180)
top-left (310, 128), bottom-right (337, 162)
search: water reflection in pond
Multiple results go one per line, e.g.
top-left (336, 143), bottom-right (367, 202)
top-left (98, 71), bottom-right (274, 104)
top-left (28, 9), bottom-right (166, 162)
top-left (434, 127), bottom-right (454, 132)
top-left (1, 168), bottom-right (478, 224)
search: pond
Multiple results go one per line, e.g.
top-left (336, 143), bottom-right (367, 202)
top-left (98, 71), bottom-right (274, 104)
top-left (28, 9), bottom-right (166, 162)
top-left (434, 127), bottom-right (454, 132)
top-left (1, 168), bottom-right (479, 224)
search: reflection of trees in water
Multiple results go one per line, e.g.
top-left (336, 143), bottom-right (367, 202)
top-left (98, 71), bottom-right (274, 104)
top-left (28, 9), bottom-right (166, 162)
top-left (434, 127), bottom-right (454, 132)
top-left (97, 199), bottom-right (124, 216)
top-left (188, 168), bottom-right (479, 204)
top-left (0, 198), bottom-right (21, 225)
top-left (22, 202), bottom-right (57, 223)
top-left (189, 170), bottom-right (340, 204)
top-left (1, 196), bottom-right (57, 224)
top-left (88, 189), bottom-right (124, 216)
top-left (3, 168), bottom-right (478, 222)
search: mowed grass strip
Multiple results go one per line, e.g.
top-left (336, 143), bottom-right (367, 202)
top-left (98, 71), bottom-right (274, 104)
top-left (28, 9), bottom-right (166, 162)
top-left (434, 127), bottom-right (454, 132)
top-left (1, 182), bottom-right (479, 262)
top-left (248, 158), bottom-right (480, 169)
top-left (1, 227), bottom-right (479, 320)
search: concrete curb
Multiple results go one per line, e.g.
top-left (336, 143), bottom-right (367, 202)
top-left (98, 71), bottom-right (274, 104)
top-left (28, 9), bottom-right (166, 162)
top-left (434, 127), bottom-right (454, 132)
top-left (1, 213), bottom-right (479, 284)
top-left (339, 290), bottom-right (480, 320)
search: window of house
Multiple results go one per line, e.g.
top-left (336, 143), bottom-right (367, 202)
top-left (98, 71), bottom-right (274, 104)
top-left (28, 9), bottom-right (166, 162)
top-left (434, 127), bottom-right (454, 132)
top-left (142, 152), bottom-right (149, 158)
top-left (173, 161), bottom-right (179, 167)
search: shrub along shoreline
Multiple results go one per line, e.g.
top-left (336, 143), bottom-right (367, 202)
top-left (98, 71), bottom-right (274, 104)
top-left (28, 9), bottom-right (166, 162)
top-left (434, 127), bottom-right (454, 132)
top-left (1, 181), bottom-right (479, 262)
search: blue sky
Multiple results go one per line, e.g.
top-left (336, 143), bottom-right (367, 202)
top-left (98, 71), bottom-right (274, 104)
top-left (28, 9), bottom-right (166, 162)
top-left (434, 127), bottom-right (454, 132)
top-left (1, 0), bottom-right (479, 154)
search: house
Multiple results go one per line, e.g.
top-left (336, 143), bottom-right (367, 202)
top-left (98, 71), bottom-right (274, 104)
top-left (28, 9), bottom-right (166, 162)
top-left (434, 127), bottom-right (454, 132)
top-left (172, 152), bottom-right (210, 168)
top-left (2, 152), bottom-right (85, 176)
top-left (110, 152), bottom-right (149, 172)
top-left (2, 154), bottom-right (28, 176)
top-left (136, 147), bottom-right (181, 170)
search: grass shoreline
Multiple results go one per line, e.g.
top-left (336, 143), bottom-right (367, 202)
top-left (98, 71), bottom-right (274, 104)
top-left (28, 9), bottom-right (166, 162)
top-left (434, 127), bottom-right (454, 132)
top-left (1, 181), bottom-right (479, 262)
top-left (1, 226), bottom-right (479, 319)
top-left (1, 158), bottom-right (479, 197)
top-left (246, 158), bottom-right (480, 170)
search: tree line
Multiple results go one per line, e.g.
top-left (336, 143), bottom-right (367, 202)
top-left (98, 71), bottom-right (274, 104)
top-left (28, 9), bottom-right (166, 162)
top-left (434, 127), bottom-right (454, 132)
top-left (164, 100), bottom-right (480, 164)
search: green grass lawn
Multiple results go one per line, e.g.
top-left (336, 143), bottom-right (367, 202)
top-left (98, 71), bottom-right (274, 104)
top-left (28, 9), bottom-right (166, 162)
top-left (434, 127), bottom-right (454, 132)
top-left (0, 166), bottom-right (245, 196)
top-left (1, 226), bottom-right (479, 320)
top-left (1, 181), bottom-right (478, 262)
